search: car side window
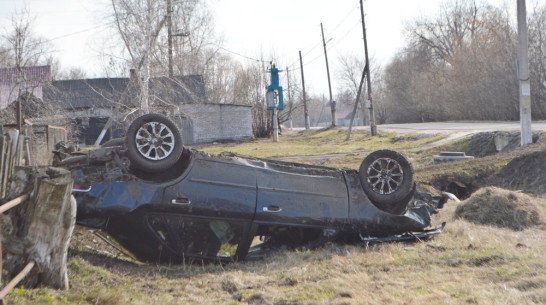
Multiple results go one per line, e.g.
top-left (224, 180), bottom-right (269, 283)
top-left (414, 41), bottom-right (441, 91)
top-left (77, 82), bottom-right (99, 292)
top-left (175, 218), bottom-right (244, 258)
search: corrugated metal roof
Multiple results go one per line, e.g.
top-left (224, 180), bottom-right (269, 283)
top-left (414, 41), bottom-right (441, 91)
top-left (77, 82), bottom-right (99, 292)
top-left (43, 75), bottom-right (207, 110)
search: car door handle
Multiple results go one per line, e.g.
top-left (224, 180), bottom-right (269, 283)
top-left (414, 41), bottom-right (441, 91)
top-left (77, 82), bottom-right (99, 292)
top-left (262, 206), bottom-right (282, 213)
top-left (172, 197), bottom-right (191, 205)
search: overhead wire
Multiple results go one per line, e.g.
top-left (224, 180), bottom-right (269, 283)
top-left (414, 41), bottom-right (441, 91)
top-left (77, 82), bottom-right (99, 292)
top-left (0, 22), bottom-right (115, 56)
top-left (286, 3), bottom-right (360, 71)
top-left (215, 45), bottom-right (269, 63)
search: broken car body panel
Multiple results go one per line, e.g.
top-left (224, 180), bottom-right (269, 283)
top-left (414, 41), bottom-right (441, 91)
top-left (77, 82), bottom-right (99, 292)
top-left (73, 148), bottom-right (438, 263)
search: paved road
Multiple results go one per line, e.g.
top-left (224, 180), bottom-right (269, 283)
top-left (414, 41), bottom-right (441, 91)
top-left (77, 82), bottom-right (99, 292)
top-left (374, 121), bottom-right (546, 132)
top-left (279, 121), bottom-right (546, 162)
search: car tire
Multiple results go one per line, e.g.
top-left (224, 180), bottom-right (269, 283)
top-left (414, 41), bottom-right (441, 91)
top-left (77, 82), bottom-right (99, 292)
top-left (126, 113), bottom-right (184, 173)
top-left (359, 149), bottom-right (414, 214)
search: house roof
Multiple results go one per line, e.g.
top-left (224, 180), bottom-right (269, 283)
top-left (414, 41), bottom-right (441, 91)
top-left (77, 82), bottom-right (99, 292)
top-left (43, 74), bottom-right (207, 110)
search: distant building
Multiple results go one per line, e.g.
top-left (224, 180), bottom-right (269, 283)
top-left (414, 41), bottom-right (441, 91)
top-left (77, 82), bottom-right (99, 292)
top-left (336, 110), bottom-right (364, 126)
top-left (43, 72), bottom-right (252, 145)
top-left (0, 65), bottom-right (51, 109)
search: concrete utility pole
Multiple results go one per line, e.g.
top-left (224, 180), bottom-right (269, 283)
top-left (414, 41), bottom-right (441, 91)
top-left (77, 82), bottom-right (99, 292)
top-left (299, 51), bottom-right (310, 129)
top-left (360, 0), bottom-right (377, 136)
top-left (517, 0), bottom-right (532, 146)
top-left (321, 23), bottom-right (336, 127)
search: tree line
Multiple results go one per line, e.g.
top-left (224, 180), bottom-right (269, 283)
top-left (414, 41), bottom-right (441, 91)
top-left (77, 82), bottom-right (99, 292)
top-left (379, 1), bottom-right (546, 123)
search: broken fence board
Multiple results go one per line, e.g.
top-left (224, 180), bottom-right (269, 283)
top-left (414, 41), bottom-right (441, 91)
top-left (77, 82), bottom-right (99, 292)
top-left (24, 168), bottom-right (75, 289)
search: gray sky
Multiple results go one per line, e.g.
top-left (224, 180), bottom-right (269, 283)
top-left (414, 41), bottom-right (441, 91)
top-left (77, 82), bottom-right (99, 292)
top-left (0, 0), bottom-right (515, 97)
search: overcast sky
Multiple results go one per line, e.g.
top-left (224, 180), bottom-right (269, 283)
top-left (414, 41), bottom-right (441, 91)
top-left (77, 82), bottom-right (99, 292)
top-left (0, 0), bottom-right (517, 97)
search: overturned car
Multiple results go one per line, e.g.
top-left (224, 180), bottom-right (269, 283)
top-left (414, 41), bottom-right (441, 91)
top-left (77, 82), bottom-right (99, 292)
top-left (57, 114), bottom-right (444, 263)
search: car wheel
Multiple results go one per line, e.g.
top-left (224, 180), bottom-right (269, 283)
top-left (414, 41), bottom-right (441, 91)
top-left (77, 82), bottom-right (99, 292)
top-left (126, 113), bottom-right (184, 173)
top-left (359, 149), bottom-right (414, 214)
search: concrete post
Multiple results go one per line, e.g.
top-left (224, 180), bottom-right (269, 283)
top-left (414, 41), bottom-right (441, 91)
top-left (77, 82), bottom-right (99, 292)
top-left (517, 0), bottom-right (532, 146)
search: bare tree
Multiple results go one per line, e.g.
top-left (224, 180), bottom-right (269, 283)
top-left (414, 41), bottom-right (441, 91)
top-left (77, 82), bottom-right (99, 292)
top-left (382, 1), bottom-right (524, 123)
top-left (0, 7), bottom-right (56, 123)
top-left (110, 0), bottom-right (168, 112)
top-left (529, 4), bottom-right (546, 119)
top-left (336, 53), bottom-right (387, 124)
top-left (107, 0), bottom-right (223, 110)
top-left (1, 7), bottom-right (51, 69)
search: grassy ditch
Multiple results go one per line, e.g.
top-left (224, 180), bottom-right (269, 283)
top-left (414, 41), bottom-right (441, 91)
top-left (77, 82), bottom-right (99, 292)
top-left (6, 128), bottom-right (546, 305)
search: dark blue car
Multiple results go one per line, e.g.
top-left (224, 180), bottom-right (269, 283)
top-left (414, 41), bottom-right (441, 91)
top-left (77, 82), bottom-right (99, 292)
top-left (60, 114), bottom-right (443, 263)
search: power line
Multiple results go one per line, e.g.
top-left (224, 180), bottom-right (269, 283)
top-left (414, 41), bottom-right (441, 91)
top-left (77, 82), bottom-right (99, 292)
top-left (324, 4), bottom-right (359, 37)
top-left (215, 45), bottom-right (269, 63)
top-left (0, 22), bottom-right (114, 56)
top-left (328, 21), bottom-right (361, 51)
top-left (286, 4), bottom-right (359, 71)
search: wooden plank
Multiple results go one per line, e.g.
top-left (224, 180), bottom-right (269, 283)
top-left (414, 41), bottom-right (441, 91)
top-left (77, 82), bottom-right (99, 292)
top-left (0, 261), bottom-right (35, 300)
top-left (0, 132), bottom-right (14, 199)
top-left (0, 130), bottom-right (4, 198)
top-left (0, 194), bottom-right (29, 214)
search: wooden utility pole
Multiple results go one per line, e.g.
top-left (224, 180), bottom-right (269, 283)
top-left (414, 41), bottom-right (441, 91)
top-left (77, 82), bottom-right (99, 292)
top-left (16, 69), bottom-right (23, 131)
top-left (299, 51), bottom-right (310, 129)
top-left (517, 0), bottom-right (532, 146)
top-left (167, 0), bottom-right (174, 78)
top-left (321, 23), bottom-right (336, 127)
top-left (286, 67), bottom-right (293, 129)
top-left (360, 0), bottom-right (377, 136)
top-left (346, 64), bottom-right (367, 140)
top-left (140, 0), bottom-right (152, 113)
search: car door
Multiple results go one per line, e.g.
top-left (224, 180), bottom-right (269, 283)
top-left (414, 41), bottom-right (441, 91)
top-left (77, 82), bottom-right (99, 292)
top-left (159, 156), bottom-right (257, 259)
top-left (254, 163), bottom-right (349, 227)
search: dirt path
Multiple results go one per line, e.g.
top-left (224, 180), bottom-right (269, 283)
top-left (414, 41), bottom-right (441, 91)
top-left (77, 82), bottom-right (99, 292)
top-left (406, 131), bottom-right (474, 151)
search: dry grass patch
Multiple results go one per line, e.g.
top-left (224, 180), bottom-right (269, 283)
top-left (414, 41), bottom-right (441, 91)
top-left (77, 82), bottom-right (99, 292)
top-left (193, 129), bottom-right (444, 162)
top-left (455, 187), bottom-right (544, 231)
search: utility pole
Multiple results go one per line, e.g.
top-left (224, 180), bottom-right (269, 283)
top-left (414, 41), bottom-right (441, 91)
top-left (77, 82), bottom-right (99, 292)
top-left (321, 23), bottom-right (336, 127)
top-left (16, 67), bottom-right (23, 131)
top-left (299, 51), bottom-right (310, 129)
top-left (360, 0), bottom-right (377, 136)
top-left (346, 64), bottom-right (367, 140)
top-left (140, 0), bottom-right (152, 114)
top-left (286, 67), bottom-right (293, 129)
top-left (167, 0), bottom-right (174, 78)
top-left (517, 0), bottom-right (532, 146)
